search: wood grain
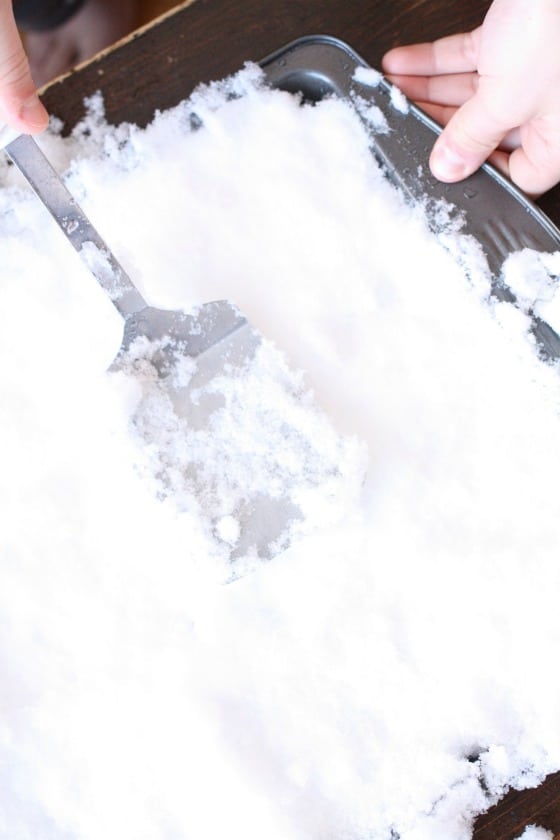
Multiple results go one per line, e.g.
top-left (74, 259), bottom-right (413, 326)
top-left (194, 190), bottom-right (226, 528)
top-left (138, 0), bottom-right (184, 25)
top-left (38, 3), bottom-right (560, 836)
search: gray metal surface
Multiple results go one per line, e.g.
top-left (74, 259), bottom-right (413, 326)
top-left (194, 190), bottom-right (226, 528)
top-left (5, 134), bottom-right (256, 379)
top-left (261, 35), bottom-right (560, 359)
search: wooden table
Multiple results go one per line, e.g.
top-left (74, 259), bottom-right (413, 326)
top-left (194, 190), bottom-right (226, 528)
top-left (40, 2), bottom-right (560, 837)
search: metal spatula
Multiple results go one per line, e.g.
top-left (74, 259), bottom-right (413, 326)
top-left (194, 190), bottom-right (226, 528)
top-left (4, 133), bottom-right (299, 560)
top-left (6, 134), bottom-right (256, 372)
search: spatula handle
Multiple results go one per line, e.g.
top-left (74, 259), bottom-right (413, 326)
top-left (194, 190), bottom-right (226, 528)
top-left (5, 133), bottom-right (147, 319)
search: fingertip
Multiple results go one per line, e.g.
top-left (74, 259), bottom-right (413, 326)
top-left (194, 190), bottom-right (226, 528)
top-left (428, 92), bottom-right (511, 184)
top-left (20, 93), bottom-right (49, 133)
top-left (381, 46), bottom-right (409, 75)
top-left (381, 48), bottom-right (397, 74)
top-left (429, 139), bottom-right (474, 182)
top-left (0, 0), bottom-right (49, 135)
top-left (1, 92), bottom-right (49, 135)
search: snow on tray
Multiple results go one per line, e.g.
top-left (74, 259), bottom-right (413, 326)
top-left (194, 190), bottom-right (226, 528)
top-left (1, 64), bottom-right (560, 840)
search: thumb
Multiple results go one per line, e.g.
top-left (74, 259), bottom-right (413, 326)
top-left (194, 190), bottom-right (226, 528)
top-left (429, 89), bottom-right (509, 183)
top-left (0, 0), bottom-right (48, 134)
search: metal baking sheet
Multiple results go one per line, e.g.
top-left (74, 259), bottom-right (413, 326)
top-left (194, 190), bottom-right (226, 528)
top-left (260, 35), bottom-right (560, 359)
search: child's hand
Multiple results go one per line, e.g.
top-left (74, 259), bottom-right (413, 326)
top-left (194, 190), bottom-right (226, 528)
top-left (382, 0), bottom-right (560, 196)
top-left (0, 0), bottom-right (48, 134)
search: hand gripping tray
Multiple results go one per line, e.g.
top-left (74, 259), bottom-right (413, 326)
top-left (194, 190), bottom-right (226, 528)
top-left (261, 35), bottom-right (560, 360)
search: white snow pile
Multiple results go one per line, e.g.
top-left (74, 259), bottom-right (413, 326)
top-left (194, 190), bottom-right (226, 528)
top-left (1, 63), bottom-right (560, 840)
top-left (515, 827), bottom-right (555, 840)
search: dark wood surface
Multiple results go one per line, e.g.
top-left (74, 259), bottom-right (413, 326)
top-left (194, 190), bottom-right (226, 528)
top-left (40, 0), bottom-right (560, 225)
top-left (39, 2), bottom-right (560, 837)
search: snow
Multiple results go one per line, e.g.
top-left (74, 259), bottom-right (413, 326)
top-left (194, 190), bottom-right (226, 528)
top-left (1, 65), bottom-right (560, 840)
top-left (515, 827), bottom-right (554, 840)
top-left (353, 65), bottom-right (383, 87)
top-left (389, 83), bottom-right (410, 114)
top-left (501, 248), bottom-right (560, 334)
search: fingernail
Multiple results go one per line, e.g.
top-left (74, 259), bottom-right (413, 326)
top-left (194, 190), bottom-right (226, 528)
top-left (20, 93), bottom-right (48, 130)
top-left (430, 143), bottom-right (470, 182)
